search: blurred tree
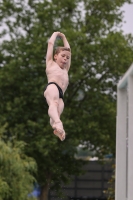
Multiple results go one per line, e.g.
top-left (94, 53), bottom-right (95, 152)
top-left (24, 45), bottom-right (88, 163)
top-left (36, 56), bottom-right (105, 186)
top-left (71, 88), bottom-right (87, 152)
top-left (0, 0), bottom-right (133, 199)
top-left (0, 123), bottom-right (36, 200)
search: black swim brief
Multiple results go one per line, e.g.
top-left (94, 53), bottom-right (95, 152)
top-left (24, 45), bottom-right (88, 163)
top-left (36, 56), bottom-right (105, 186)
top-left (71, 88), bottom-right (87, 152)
top-left (44, 82), bottom-right (64, 100)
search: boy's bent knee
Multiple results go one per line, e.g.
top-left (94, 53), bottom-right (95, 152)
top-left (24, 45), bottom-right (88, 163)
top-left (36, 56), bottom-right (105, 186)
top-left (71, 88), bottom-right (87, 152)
top-left (49, 100), bottom-right (59, 107)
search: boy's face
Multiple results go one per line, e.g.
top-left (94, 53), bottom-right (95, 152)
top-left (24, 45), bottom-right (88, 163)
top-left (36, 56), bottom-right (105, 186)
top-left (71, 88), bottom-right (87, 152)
top-left (54, 50), bottom-right (71, 69)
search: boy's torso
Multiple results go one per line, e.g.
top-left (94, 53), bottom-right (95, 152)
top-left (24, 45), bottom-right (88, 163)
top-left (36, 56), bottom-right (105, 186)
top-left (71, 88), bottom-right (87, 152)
top-left (46, 62), bottom-right (69, 93)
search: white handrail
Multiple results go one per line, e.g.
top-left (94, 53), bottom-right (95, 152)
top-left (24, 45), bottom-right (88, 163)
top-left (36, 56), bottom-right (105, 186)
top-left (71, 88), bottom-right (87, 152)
top-left (118, 63), bottom-right (133, 89)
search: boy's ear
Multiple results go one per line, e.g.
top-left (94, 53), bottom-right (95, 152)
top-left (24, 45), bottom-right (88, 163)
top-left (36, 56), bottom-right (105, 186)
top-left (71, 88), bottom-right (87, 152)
top-left (54, 54), bottom-right (57, 60)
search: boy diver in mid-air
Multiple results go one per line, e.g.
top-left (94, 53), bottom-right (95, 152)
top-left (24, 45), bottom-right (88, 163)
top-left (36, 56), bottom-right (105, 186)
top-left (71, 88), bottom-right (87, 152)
top-left (44, 32), bottom-right (71, 141)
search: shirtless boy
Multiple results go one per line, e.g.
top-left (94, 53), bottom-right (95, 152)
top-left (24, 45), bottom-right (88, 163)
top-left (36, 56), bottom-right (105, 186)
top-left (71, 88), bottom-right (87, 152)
top-left (44, 32), bottom-right (71, 141)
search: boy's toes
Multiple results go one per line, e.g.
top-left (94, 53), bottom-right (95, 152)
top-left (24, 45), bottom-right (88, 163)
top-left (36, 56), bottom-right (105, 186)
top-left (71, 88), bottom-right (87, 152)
top-left (61, 131), bottom-right (65, 141)
top-left (53, 129), bottom-right (65, 141)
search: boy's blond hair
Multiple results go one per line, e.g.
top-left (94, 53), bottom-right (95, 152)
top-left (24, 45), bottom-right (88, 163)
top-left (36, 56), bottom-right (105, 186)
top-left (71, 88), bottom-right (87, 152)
top-left (54, 46), bottom-right (71, 56)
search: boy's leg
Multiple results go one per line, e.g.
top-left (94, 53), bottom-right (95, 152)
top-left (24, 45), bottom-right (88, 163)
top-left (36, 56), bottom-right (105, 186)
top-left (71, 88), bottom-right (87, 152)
top-left (44, 84), bottom-right (64, 138)
top-left (50, 99), bottom-right (64, 127)
top-left (54, 99), bottom-right (66, 140)
top-left (50, 118), bottom-right (54, 128)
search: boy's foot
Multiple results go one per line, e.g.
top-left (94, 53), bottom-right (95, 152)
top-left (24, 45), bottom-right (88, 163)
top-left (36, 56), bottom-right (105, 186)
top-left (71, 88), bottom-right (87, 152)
top-left (53, 129), bottom-right (66, 141)
top-left (53, 121), bottom-right (65, 141)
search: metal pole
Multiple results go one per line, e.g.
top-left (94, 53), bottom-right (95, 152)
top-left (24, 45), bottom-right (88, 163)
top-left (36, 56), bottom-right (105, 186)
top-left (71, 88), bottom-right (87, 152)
top-left (115, 87), bottom-right (127, 200)
top-left (127, 75), bottom-right (133, 200)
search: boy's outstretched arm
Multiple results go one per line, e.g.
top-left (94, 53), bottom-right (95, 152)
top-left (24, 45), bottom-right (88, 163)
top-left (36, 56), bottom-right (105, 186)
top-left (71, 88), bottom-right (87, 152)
top-left (46, 32), bottom-right (60, 67)
top-left (59, 33), bottom-right (71, 71)
top-left (59, 33), bottom-right (70, 49)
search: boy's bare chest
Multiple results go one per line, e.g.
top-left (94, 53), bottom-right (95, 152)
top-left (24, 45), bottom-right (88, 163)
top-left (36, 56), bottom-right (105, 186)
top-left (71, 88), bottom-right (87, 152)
top-left (46, 64), bottom-right (69, 90)
top-left (46, 64), bottom-right (68, 78)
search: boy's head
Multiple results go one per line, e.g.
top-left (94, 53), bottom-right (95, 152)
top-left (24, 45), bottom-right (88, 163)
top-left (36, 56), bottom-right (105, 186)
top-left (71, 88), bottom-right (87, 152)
top-left (54, 46), bottom-right (71, 57)
top-left (53, 46), bottom-right (71, 69)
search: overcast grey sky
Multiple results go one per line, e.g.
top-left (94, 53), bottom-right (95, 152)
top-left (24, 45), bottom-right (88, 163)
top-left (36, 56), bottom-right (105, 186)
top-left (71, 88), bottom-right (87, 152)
top-left (122, 3), bottom-right (133, 34)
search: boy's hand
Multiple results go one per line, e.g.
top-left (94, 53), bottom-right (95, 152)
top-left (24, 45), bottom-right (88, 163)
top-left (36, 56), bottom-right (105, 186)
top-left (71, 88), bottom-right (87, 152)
top-left (53, 31), bottom-right (60, 36)
top-left (52, 32), bottom-right (65, 38)
top-left (58, 32), bottom-right (65, 39)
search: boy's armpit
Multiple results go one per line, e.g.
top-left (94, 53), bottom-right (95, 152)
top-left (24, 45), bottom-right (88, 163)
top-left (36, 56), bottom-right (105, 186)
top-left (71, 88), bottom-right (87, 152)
top-left (46, 59), bottom-right (53, 68)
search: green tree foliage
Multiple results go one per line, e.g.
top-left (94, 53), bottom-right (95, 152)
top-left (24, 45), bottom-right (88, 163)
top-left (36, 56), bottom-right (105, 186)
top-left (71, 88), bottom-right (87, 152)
top-left (0, 0), bottom-right (133, 199)
top-left (0, 124), bottom-right (36, 200)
